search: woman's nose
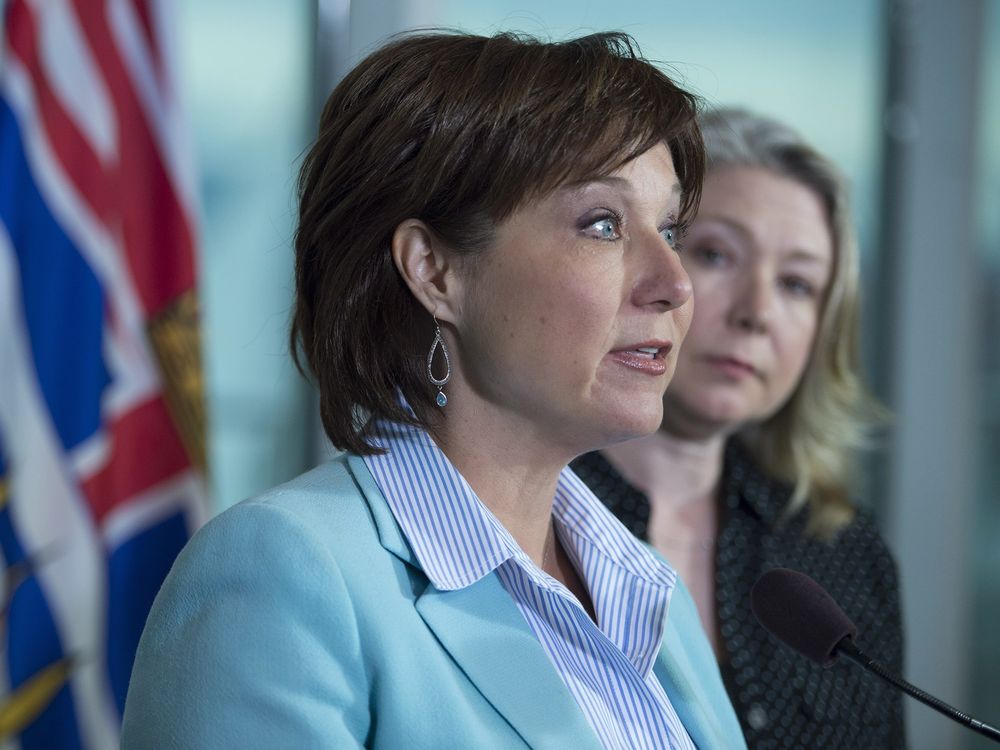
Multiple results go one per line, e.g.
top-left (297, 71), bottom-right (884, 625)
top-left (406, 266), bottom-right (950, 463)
top-left (631, 233), bottom-right (693, 312)
top-left (728, 273), bottom-right (773, 333)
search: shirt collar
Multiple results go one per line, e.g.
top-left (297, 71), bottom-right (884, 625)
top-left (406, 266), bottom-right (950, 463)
top-left (362, 417), bottom-right (680, 675)
top-left (363, 417), bottom-right (676, 588)
top-left (554, 468), bottom-right (676, 588)
top-left (362, 418), bottom-right (514, 590)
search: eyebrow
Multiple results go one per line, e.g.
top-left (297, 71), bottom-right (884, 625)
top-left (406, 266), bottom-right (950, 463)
top-left (561, 175), bottom-right (683, 196)
top-left (784, 249), bottom-right (830, 266)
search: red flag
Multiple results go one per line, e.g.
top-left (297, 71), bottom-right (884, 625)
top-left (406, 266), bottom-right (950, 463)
top-left (0, 1), bottom-right (207, 746)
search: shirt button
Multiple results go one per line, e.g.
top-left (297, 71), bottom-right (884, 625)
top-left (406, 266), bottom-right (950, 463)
top-left (747, 703), bottom-right (768, 730)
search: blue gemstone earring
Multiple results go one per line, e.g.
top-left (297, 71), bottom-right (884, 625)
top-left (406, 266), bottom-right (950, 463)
top-left (427, 316), bottom-right (451, 407)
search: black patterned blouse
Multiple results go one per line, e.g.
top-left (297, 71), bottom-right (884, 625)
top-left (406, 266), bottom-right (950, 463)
top-left (571, 441), bottom-right (906, 750)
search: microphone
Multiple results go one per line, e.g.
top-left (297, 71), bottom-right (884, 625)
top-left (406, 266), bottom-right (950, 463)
top-left (751, 568), bottom-right (1000, 744)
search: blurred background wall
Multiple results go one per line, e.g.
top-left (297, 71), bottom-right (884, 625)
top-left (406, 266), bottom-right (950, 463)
top-left (179, 1), bottom-right (998, 748)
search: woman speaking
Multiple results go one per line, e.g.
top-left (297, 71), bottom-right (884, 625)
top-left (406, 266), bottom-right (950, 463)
top-left (121, 32), bottom-right (746, 749)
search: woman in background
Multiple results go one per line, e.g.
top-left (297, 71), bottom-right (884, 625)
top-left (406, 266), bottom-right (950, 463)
top-left (121, 32), bottom-right (747, 749)
top-left (573, 107), bottom-right (904, 749)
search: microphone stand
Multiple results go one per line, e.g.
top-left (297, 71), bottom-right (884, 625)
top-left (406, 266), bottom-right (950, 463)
top-left (836, 638), bottom-right (1000, 743)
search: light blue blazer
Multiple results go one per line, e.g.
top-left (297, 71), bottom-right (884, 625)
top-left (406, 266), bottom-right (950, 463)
top-left (122, 454), bottom-right (746, 749)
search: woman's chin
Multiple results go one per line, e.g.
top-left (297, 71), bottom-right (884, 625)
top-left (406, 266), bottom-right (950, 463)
top-left (660, 393), bottom-right (751, 439)
top-left (594, 405), bottom-right (664, 447)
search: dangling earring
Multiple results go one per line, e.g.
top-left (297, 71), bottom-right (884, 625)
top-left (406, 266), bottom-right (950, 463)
top-left (427, 316), bottom-right (451, 407)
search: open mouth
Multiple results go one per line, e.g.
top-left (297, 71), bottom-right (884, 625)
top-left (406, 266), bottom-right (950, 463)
top-left (627, 344), bottom-right (672, 360)
top-left (608, 342), bottom-right (674, 375)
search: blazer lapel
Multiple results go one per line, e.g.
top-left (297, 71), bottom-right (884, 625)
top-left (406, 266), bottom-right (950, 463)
top-left (346, 455), bottom-right (601, 749)
top-left (345, 454), bottom-right (416, 563)
top-left (416, 576), bottom-right (602, 749)
top-left (656, 626), bottom-right (726, 749)
top-left (654, 588), bottom-right (747, 750)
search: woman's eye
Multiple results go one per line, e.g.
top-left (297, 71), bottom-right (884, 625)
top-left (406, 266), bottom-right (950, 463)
top-left (780, 276), bottom-right (816, 297)
top-left (583, 215), bottom-right (622, 241)
top-left (695, 246), bottom-right (727, 266)
top-left (662, 225), bottom-right (678, 249)
top-left (659, 220), bottom-right (687, 252)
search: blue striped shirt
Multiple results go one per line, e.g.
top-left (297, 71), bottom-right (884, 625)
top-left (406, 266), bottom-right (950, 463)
top-left (363, 418), bottom-right (697, 750)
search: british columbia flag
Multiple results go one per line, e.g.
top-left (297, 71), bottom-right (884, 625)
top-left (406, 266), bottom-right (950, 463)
top-left (0, 1), bottom-right (206, 747)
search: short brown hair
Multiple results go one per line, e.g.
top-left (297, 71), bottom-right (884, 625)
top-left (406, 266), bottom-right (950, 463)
top-left (291, 31), bottom-right (704, 454)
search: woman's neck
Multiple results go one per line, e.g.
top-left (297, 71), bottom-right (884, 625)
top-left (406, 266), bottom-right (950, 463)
top-left (430, 402), bottom-right (571, 566)
top-left (432, 401), bottom-right (599, 622)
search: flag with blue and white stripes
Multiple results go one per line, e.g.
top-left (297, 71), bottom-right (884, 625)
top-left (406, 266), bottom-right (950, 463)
top-left (0, 2), bottom-right (206, 747)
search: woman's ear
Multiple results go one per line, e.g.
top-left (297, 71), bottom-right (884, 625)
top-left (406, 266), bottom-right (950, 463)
top-left (391, 219), bottom-right (463, 323)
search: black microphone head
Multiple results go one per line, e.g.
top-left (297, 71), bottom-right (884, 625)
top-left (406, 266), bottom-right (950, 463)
top-left (750, 567), bottom-right (858, 667)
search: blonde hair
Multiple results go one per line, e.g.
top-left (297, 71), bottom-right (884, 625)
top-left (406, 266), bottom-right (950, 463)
top-left (699, 107), bottom-right (886, 539)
